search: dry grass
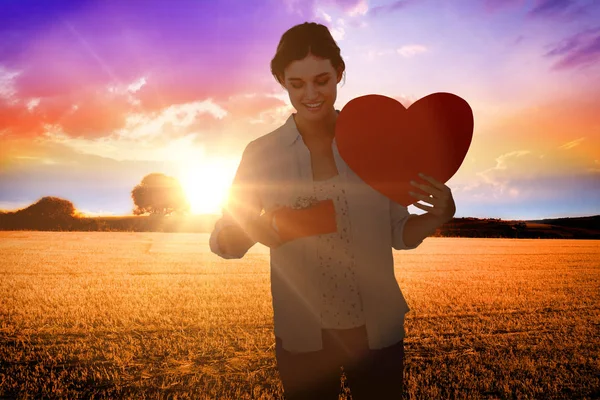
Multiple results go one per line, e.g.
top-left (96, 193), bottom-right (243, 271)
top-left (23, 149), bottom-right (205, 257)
top-left (0, 232), bottom-right (598, 399)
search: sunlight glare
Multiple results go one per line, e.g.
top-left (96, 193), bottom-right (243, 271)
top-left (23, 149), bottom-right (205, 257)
top-left (179, 158), bottom-right (238, 215)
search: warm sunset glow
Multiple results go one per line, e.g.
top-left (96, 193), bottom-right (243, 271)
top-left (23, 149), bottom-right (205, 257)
top-left (1, 1), bottom-right (598, 220)
top-left (179, 158), bottom-right (238, 215)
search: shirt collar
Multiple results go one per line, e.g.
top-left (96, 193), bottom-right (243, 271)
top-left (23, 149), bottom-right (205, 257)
top-left (281, 110), bottom-right (341, 147)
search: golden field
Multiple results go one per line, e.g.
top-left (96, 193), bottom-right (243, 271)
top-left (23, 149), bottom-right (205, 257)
top-left (0, 232), bottom-right (598, 399)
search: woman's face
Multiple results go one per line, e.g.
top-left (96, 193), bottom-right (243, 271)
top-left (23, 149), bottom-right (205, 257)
top-left (281, 53), bottom-right (343, 123)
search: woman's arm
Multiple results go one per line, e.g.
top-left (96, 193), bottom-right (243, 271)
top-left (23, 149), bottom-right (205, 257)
top-left (401, 212), bottom-right (442, 248)
top-left (389, 200), bottom-right (425, 250)
top-left (209, 141), bottom-right (281, 259)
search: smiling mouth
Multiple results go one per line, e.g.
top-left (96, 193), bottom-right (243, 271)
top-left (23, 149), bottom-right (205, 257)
top-left (304, 102), bottom-right (324, 109)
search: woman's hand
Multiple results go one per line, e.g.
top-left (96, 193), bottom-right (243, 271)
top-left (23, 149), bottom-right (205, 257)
top-left (408, 172), bottom-right (456, 223)
top-left (245, 207), bottom-right (284, 249)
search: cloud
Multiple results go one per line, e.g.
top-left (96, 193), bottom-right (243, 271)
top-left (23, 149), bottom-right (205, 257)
top-left (0, 66), bottom-right (20, 104)
top-left (0, 90), bottom-right (296, 214)
top-left (397, 45), bottom-right (428, 57)
top-left (281, 0), bottom-right (313, 16)
top-left (364, 44), bottom-right (428, 61)
top-left (1, 98), bottom-right (227, 163)
top-left (480, 92), bottom-right (600, 158)
top-left (17, 92), bottom-right (288, 163)
top-left (0, 66), bottom-right (285, 141)
top-left (0, 103), bottom-right (41, 138)
top-left (312, 6), bottom-right (347, 41)
top-left (0, 0), bottom-right (291, 134)
top-left (127, 77), bottom-right (146, 93)
top-left (44, 129), bottom-right (206, 165)
top-left (545, 27), bottom-right (600, 70)
top-left (26, 98), bottom-right (40, 111)
top-left (474, 151), bottom-right (532, 199)
top-left (117, 100), bottom-right (228, 142)
top-left (284, 0), bottom-right (370, 19)
top-left (558, 137), bottom-right (585, 150)
top-left (368, 0), bottom-right (412, 17)
top-left (365, 49), bottom-right (393, 60)
top-left (107, 76), bottom-right (147, 106)
top-left (59, 93), bottom-right (133, 139)
top-left (0, 85), bottom-right (137, 139)
top-left (346, 0), bottom-right (369, 16)
top-left (315, 8), bottom-right (333, 22)
top-left (330, 24), bottom-right (346, 41)
top-left (221, 93), bottom-right (286, 122)
top-left (454, 90), bottom-right (600, 205)
top-left (528, 0), bottom-right (574, 17)
top-left (456, 148), bottom-right (599, 202)
top-left (455, 152), bottom-right (525, 200)
top-left (315, 0), bottom-right (370, 16)
top-left (483, 0), bottom-right (595, 19)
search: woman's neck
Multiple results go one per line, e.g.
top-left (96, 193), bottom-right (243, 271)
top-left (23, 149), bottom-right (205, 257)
top-left (294, 108), bottom-right (338, 143)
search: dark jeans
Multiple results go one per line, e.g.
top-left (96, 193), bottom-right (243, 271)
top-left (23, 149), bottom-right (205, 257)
top-left (275, 324), bottom-right (404, 400)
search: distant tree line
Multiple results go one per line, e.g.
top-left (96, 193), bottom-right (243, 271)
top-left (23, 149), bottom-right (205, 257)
top-left (0, 173), bottom-right (204, 232)
top-left (0, 173), bottom-right (598, 238)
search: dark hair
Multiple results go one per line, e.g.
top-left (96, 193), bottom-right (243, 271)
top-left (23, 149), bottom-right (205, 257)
top-left (270, 22), bottom-right (346, 86)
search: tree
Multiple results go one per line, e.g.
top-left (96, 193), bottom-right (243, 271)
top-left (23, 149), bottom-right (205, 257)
top-left (4, 196), bottom-right (79, 231)
top-left (131, 173), bottom-right (190, 216)
top-left (18, 196), bottom-right (76, 218)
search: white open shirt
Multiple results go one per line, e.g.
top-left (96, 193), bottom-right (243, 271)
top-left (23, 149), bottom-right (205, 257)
top-left (209, 113), bottom-right (424, 353)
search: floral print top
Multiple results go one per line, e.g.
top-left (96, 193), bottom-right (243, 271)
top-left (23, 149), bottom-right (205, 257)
top-left (313, 174), bottom-right (366, 329)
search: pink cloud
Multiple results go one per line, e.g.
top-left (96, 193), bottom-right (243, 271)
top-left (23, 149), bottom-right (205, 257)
top-left (546, 27), bottom-right (600, 70)
top-left (0, 102), bottom-right (43, 138)
top-left (368, 0), bottom-right (413, 17)
top-left (528, 0), bottom-right (574, 17)
top-left (221, 94), bottom-right (286, 119)
top-left (0, 86), bottom-right (133, 139)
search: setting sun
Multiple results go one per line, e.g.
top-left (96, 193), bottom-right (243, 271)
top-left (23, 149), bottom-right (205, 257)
top-left (178, 158), bottom-right (238, 215)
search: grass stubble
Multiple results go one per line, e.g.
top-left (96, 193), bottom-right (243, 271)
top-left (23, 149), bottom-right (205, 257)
top-left (0, 232), bottom-right (598, 399)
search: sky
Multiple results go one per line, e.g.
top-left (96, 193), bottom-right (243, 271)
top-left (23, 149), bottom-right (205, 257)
top-left (0, 0), bottom-right (599, 220)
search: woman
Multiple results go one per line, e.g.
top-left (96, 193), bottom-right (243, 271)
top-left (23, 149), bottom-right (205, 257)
top-left (210, 22), bottom-right (456, 400)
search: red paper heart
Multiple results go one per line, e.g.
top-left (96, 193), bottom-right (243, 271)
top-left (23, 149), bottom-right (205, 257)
top-left (335, 93), bottom-right (473, 207)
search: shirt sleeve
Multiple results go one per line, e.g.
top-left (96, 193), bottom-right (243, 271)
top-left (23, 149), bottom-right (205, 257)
top-left (390, 199), bottom-right (424, 250)
top-left (209, 141), bottom-right (263, 259)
